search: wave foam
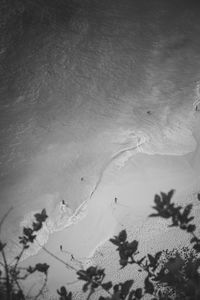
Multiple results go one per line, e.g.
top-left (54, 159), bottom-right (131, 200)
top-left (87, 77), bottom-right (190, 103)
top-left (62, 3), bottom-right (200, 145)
top-left (17, 196), bottom-right (89, 261)
top-left (115, 109), bottom-right (197, 166)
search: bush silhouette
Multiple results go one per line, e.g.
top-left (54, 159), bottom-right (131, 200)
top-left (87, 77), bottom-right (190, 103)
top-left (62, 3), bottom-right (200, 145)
top-left (1, 190), bottom-right (200, 299)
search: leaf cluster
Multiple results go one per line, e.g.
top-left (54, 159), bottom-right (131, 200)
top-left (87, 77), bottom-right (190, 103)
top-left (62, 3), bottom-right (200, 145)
top-left (77, 266), bottom-right (107, 293)
top-left (57, 286), bottom-right (72, 300)
top-left (150, 190), bottom-right (200, 253)
top-left (19, 209), bottom-right (48, 247)
top-left (110, 230), bottom-right (139, 268)
top-left (1, 189), bottom-right (200, 300)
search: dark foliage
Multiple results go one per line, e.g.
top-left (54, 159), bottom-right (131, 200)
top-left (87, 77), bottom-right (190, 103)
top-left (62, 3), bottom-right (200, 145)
top-left (0, 209), bottom-right (49, 300)
top-left (1, 190), bottom-right (200, 300)
top-left (110, 230), bottom-right (139, 268)
top-left (150, 191), bottom-right (200, 253)
top-left (57, 286), bottom-right (72, 300)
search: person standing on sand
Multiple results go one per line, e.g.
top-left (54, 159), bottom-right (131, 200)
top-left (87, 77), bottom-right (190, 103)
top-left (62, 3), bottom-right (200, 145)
top-left (193, 97), bottom-right (200, 111)
top-left (60, 200), bottom-right (69, 212)
top-left (195, 103), bottom-right (200, 111)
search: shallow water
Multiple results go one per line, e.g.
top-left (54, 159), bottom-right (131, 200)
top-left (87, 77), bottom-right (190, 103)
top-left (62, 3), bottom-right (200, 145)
top-left (1, 0), bottom-right (200, 263)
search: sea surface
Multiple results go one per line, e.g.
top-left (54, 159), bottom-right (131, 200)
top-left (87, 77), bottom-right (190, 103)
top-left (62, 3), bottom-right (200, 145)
top-left (0, 0), bottom-right (200, 261)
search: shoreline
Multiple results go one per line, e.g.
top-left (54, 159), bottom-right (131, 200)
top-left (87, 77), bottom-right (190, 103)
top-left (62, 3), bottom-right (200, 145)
top-left (20, 136), bottom-right (200, 297)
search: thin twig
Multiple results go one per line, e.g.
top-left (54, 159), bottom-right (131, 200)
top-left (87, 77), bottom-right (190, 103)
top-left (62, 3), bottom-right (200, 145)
top-left (13, 246), bottom-right (26, 273)
top-left (1, 248), bottom-right (11, 300)
top-left (86, 289), bottom-right (95, 300)
top-left (33, 274), bottom-right (48, 300)
top-left (0, 206), bottom-right (13, 231)
top-left (13, 277), bottom-right (25, 300)
top-left (36, 240), bottom-right (78, 272)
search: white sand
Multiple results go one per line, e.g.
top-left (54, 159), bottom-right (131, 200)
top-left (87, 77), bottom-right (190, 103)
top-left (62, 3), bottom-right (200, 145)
top-left (19, 111), bottom-right (200, 299)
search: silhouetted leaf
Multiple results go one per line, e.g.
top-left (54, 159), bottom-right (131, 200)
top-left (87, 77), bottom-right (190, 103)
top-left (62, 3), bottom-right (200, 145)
top-left (155, 251), bottom-right (162, 262)
top-left (109, 238), bottom-right (120, 246)
top-left (149, 213), bottom-right (159, 217)
top-left (23, 227), bottom-right (36, 243)
top-left (128, 240), bottom-right (138, 254)
top-left (119, 258), bottom-right (128, 268)
top-left (154, 194), bottom-right (161, 205)
top-left (32, 221), bottom-right (42, 231)
top-left (27, 266), bottom-right (35, 274)
top-left (180, 224), bottom-right (187, 230)
top-left (190, 236), bottom-right (199, 243)
top-left (57, 286), bottom-right (67, 296)
top-left (77, 270), bottom-right (88, 281)
top-left (67, 292), bottom-right (72, 300)
top-left (135, 288), bottom-right (143, 299)
top-left (144, 276), bottom-right (154, 294)
top-left (193, 244), bottom-right (200, 252)
top-left (182, 204), bottom-right (193, 220)
top-left (57, 286), bottom-right (72, 299)
top-left (34, 209), bottom-right (48, 223)
top-left (102, 281), bottom-right (112, 291)
top-left (121, 280), bottom-right (134, 298)
top-left (118, 230), bottom-right (127, 242)
top-left (161, 192), bottom-right (170, 205)
top-left (165, 254), bottom-right (184, 273)
top-left (187, 224), bottom-right (196, 232)
top-left (0, 241), bottom-right (6, 251)
top-left (113, 284), bottom-right (120, 293)
top-left (23, 227), bottom-right (33, 236)
top-left (35, 263), bottom-right (49, 275)
top-left (87, 266), bottom-right (97, 276)
top-left (82, 282), bottom-right (89, 292)
top-left (148, 254), bottom-right (155, 266)
top-left (91, 282), bottom-right (99, 289)
top-left (167, 189), bottom-right (175, 200)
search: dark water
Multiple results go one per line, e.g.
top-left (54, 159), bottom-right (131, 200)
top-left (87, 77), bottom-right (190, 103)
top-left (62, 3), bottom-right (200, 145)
top-left (0, 0), bottom-right (200, 260)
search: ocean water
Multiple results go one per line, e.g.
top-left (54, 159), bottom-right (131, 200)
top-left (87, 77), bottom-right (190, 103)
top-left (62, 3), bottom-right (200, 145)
top-left (1, 0), bottom-right (200, 262)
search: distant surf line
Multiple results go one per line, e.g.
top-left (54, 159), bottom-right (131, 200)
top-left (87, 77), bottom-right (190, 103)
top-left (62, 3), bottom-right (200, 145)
top-left (89, 135), bottom-right (147, 199)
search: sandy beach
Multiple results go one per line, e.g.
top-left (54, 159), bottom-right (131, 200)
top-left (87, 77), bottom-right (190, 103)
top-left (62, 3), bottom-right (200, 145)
top-left (18, 111), bottom-right (200, 299)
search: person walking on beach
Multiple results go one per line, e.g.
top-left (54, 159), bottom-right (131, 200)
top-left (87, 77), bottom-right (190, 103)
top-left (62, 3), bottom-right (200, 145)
top-left (71, 254), bottom-right (75, 261)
